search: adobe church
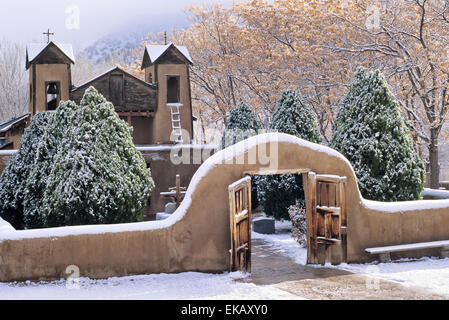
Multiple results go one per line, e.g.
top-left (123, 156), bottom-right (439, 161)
top-left (25, 40), bottom-right (194, 145)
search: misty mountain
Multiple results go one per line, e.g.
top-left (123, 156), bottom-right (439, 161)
top-left (83, 12), bottom-right (190, 65)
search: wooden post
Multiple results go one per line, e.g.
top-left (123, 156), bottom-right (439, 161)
top-left (229, 188), bottom-right (236, 272)
top-left (246, 178), bottom-right (252, 273)
top-left (306, 172), bottom-right (318, 264)
top-left (175, 174), bottom-right (181, 208)
top-left (339, 178), bottom-right (348, 262)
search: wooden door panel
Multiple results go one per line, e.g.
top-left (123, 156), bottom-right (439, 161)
top-left (229, 176), bottom-right (252, 272)
top-left (306, 172), bottom-right (347, 265)
top-left (110, 74), bottom-right (124, 107)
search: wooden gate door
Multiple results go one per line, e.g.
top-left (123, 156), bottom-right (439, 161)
top-left (305, 172), bottom-right (347, 265)
top-left (228, 176), bottom-right (252, 272)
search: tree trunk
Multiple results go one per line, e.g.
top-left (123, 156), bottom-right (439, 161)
top-left (429, 130), bottom-right (440, 189)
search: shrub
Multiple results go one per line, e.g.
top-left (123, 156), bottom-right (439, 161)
top-left (40, 87), bottom-right (154, 227)
top-left (288, 203), bottom-right (307, 247)
top-left (2, 86), bottom-right (154, 229)
top-left (0, 112), bottom-right (52, 229)
top-left (257, 89), bottom-right (322, 220)
top-left (330, 68), bottom-right (425, 201)
top-left (221, 101), bottom-right (263, 209)
top-left (23, 101), bottom-right (79, 228)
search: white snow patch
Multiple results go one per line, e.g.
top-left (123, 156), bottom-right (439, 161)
top-left (421, 188), bottom-right (449, 199)
top-left (0, 150), bottom-right (17, 156)
top-left (362, 198), bottom-right (449, 213)
top-left (27, 43), bottom-right (75, 64)
top-left (146, 43), bottom-right (193, 64)
top-left (254, 219), bottom-right (449, 296)
top-left (332, 258), bottom-right (449, 296)
top-left (136, 144), bottom-right (217, 152)
top-left (252, 220), bottom-right (308, 266)
top-left (0, 271), bottom-right (302, 300)
top-left (0, 217), bottom-right (15, 233)
top-left (156, 212), bottom-right (171, 220)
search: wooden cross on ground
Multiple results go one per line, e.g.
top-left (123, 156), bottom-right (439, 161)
top-left (160, 174), bottom-right (187, 208)
top-left (43, 29), bottom-right (54, 43)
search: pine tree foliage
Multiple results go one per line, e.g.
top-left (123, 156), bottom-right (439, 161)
top-left (257, 90), bottom-right (322, 220)
top-left (221, 101), bottom-right (263, 209)
top-left (41, 87), bottom-right (154, 226)
top-left (1, 86), bottom-right (154, 229)
top-left (0, 112), bottom-right (52, 229)
top-left (220, 101), bottom-right (262, 149)
top-left (270, 90), bottom-right (322, 143)
top-left (330, 68), bottom-right (425, 201)
top-left (23, 101), bottom-right (79, 228)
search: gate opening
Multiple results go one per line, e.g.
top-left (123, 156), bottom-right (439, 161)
top-left (228, 169), bottom-right (348, 273)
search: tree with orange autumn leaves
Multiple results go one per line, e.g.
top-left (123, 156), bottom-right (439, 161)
top-left (124, 0), bottom-right (449, 188)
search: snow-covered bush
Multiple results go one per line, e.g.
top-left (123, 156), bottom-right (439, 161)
top-left (40, 87), bottom-right (154, 226)
top-left (2, 86), bottom-right (154, 229)
top-left (257, 89), bottom-right (322, 220)
top-left (221, 101), bottom-right (263, 209)
top-left (0, 112), bottom-right (52, 229)
top-left (23, 101), bottom-right (78, 228)
top-left (288, 203), bottom-right (307, 247)
top-left (330, 68), bottom-right (425, 202)
top-left (220, 101), bottom-right (262, 149)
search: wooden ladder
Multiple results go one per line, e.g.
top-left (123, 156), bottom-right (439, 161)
top-left (169, 104), bottom-right (183, 144)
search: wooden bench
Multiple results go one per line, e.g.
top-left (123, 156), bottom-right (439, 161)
top-left (365, 240), bottom-right (449, 263)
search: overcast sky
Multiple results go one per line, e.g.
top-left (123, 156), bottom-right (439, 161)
top-left (0, 0), bottom-right (232, 49)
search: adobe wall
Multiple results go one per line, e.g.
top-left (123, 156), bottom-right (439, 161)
top-left (1, 133), bottom-right (449, 282)
top-left (139, 145), bottom-right (216, 215)
top-left (0, 151), bottom-right (14, 174)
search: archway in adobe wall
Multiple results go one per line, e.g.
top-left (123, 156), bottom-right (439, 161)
top-left (2, 133), bottom-right (449, 282)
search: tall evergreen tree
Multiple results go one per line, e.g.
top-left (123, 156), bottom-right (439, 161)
top-left (257, 89), bottom-right (322, 220)
top-left (23, 100), bottom-right (79, 228)
top-left (220, 101), bottom-right (262, 149)
top-left (0, 112), bottom-right (52, 229)
top-left (3, 86), bottom-right (154, 229)
top-left (330, 68), bottom-right (425, 201)
top-left (40, 87), bottom-right (154, 227)
top-left (221, 101), bottom-right (263, 209)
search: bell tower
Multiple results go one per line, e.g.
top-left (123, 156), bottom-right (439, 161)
top-left (141, 43), bottom-right (194, 144)
top-left (26, 37), bottom-right (75, 116)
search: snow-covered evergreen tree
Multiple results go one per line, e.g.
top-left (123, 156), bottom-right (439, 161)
top-left (40, 87), bottom-right (154, 227)
top-left (0, 112), bottom-right (52, 229)
top-left (257, 89), bottom-right (322, 220)
top-left (330, 68), bottom-right (425, 201)
top-left (220, 101), bottom-right (262, 149)
top-left (23, 100), bottom-right (79, 228)
top-left (221, 101), bottom-right (263, 209)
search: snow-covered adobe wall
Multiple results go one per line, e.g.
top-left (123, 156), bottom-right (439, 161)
top-left (1, 133), bottom-right (449, 281)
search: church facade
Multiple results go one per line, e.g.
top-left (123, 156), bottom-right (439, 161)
top-left (26, 41), bottom-right (194, 145)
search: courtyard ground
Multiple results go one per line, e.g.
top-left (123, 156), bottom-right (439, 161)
top-left (1, 220), bottom-right (449, 300)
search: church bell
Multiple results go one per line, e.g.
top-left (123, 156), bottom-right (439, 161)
top-left (47, 83), bottom-right (59, 95)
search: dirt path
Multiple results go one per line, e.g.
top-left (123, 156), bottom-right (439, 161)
top-left (246, 238), bottom-right (448, 300)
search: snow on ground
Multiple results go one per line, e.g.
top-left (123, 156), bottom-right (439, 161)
top-left (256, 219), bottom-right (449, 297)
top-left (252, 219), bottom-right (308, 266)
top-left (0, 271), bottom-right (302, 300)
top-left (333, 258), bottom-right (449, 296)
top-left (4, 217), bottom-right (449, 299)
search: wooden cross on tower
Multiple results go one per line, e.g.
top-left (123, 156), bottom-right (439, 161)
top-left (43, 28), bottom-right (54, 43)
